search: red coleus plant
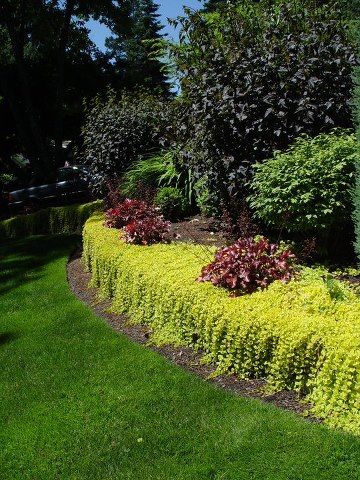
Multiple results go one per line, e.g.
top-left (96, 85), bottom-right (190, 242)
top-left (104, 198), bottom-right (157, 229)
top-left (124, 216), bottom-right (171, 245)
top-left (198, 237), bottom-right (296, 296)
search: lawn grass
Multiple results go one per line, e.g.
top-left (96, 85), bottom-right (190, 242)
top-left (1, 236), bottom-right (360, 480)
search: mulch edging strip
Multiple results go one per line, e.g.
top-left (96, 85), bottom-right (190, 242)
top-left (67, 248), bottom-right (321, 424)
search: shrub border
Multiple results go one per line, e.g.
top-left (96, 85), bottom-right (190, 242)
top-left (83, 215), bottom-right (360, 435)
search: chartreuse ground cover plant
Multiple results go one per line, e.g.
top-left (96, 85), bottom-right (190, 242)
top-left (2, 237), bottom-right (360, 479)
top-left (0, 201), bottom-right (103, 239)
top-left (84, 215), bottom-right (360, 435)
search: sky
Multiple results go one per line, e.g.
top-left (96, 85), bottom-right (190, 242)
top-left (87, 0), bottom-right (203, 52)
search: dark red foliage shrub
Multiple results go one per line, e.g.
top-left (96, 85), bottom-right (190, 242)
top-left (104, 179), bottom-right (124, 210)
top-left (124, 216), bottom-right (171, 245)
top-left (105, 198), bottom-right (156, 229)
top-left (220, 200), bottom-right (260, 242)
top-left (198, 237), bottom-right (295, 296)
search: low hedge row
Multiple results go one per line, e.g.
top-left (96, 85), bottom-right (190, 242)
top-left (0, 201), bottom-right (103, 239)
top-left (83, 215), bottom-right (360, 435)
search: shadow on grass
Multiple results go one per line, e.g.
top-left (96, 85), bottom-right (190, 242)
top-left (0, 332), bottom-right (20, 347)
top-left (0, 235), bottom-right (80, 296)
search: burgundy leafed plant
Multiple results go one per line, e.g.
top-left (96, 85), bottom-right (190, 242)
top-left (124, 216), bottom-right (171, 245)
top-left (198, 237), bottom-right (296, 296)
top-left (104, 180), bottom-right (124, 210)
top-left (104, 198), bottom-right (157, 229)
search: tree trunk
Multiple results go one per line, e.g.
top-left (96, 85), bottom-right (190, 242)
top-left (54, 0), bottom-right (76, 166)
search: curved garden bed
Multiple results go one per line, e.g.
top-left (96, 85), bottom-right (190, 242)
top-left (83, 214), bottom-right (360, 435)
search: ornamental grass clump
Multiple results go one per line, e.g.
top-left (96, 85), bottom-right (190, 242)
top-left (198, 237), bottom-right (296, 296)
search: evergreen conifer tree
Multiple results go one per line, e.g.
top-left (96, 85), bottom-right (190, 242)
top-left (108, 0), bottom-right (168, 93)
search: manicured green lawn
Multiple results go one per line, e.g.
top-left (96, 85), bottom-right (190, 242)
top-left (1, 236), bottom-right (360, 480)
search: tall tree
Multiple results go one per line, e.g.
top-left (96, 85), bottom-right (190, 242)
top-left (202, 0), bottom-right (237, 12)
top-left (0, 0), bottom-right (132, 177)
top-left (107, 0), bottom-right (169, 93)
top-left (202, 0), bottom-right (360, 14)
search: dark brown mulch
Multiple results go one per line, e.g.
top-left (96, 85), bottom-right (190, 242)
top-left (335, 274), bottom-right (360, 288)
top-left (67, 249), bottom-right (321, 424)
top-left (170, 215), bottom-right (226, 247)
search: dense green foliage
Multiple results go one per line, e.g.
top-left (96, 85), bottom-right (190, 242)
top-left (154, 187), bottom-right (190, 221)
top-left (120, 154), bottom-right (169, 198)
top-left (2, 237), bottom-right (360, 479)
top-left (250, 132), bottom-right (357, 235)
top-left (80, 90), bottom-right (169, 194)
top-left (169, 0), bottom-right (356, 213)
top-left (202, 0), bottom-right (235, 12)
top-left (120, 151), bottom-right (197, 204)
top-left (0, 172), bottom-right (15, 199)
top-left (84, 216), bottom-right (360, 434)
top-left (352, 33), bottom-right (360, 262)
top-left (0, 201), bottom-right (102, 239)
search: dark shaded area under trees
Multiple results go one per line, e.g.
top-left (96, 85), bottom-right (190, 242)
top-left (0, 0), bottom-right (168, 184)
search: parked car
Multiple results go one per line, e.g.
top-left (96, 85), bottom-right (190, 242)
top-left (8, 165), bottom-right (91, 214)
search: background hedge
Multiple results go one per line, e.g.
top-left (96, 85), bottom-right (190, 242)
top-left (353, 40), bottom-right (360, 262)
top-left (80, 90), bottom-right (169, 194)
top-left (168, 0), bottom-right (356, 212)
top-left (0, 201), bottom-right (103, 239)
top-left (83, 215), bottom-right (360, 435)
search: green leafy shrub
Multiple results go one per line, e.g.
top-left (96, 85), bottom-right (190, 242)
top-left (0, 173), bottom-right (15, 189)
top-left (194, 177), bottom-right (216, 217)
top-left (158, 153), bottom-right (196, 206)
top-left (168, 0), bottom-right (356, 212)
top-left (83, 215), bottom-right (360, 434)
top-left (0, 201), bottom-right (103, 239)
top-left (353, 60), bottom-right (360, 262)
top-left (249, 131), bottom-right (358, 234)
top-left (80, 90), bottom-right (169, 194)
top-left (154, 187), bottom-right (189, 220)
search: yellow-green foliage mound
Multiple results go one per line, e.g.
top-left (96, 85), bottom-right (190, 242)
top-left (0, 201), bottom-right (103, 239)
top-left (83, 216), bottom-right (360, 434)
